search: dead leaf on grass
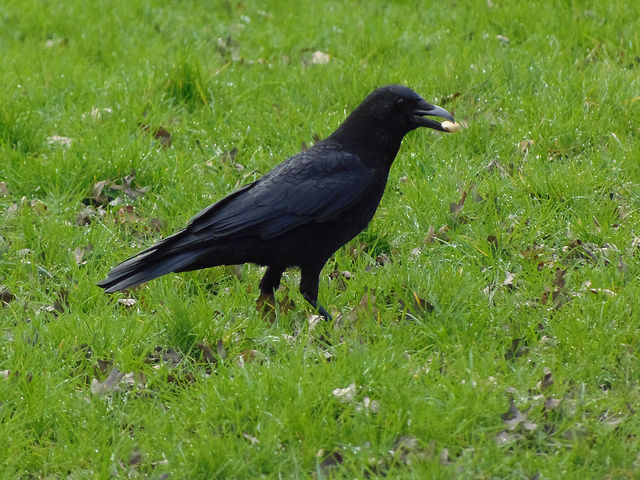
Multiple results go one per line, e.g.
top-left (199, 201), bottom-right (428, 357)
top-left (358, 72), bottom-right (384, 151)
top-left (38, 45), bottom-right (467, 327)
top-left (75, 205), bottom-right (105, 226)
top-left (308, 314), bottom-right (323, 331)
top-left (316, 449), bottom-right (344, 474)
top-left (72, 244), bottom-right (93, 265)
top-left (487, 159), bottom-right (509, 177)
top-left (398, 291), bottom-right (434, 317)
top-left (332, 382), bottom-right (357, 403)
top-left (116, 298), bottom-right (137, 308)
top-left (1, 286), bottom-right (15, 307)
top-left (501, 397), bottom-right (537, 432)
top-left (198, 340), bottom-right (218, 364)
top-left (153, 128), bottom-right (172, 148)
top-left (146, 346), bottom-right (182, 367)
top-left (116, 205), bottom-right (143, 226)
top-left (449, 190), bottom-right (467, 215)
top-left (544, 397), bottom-right (561, 411)
top-left (26, 199), bottom-right (48, 214)
top-left (355, 396), bottom-right (380, 414)
top-left (238, 349), bottom-right (260, 364)
top-left (243, 432), bottom-right (259, 445)
top-left (505, 338), bottom-right (528, 360)
top-left (537, 368), bottom-right (554, 391)
top-left (221, 147), bottom-right (238, 163)
top-left (91, 366), bottom-right (125, 395)
top-left (518, 139), bottom-right (534, 154)
top-left (502, 271), bottom-right (516, 290)
top-left (348, 292), bottom-right (377, 321)
top-left (82, 107), bottom-right (113, 122)
top-left (0, 181), bottom-right (7, 196)
top-left (425, 224), bottom-right (450, 244)
top-left (109, 172), bottom-right (149, 200)
top-left (47, 135), bottom-right (72, 148)
top-left (311, 50), bottom-right (330, 64)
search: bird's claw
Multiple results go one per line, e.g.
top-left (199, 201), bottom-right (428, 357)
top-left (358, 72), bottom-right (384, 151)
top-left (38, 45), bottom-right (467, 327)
top-left (317, 304), bottom-right (332, 321)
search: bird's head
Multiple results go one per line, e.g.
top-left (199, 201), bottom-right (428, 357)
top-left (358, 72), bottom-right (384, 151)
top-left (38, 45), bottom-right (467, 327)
top-left (364, 85), bottom-right (458, 134)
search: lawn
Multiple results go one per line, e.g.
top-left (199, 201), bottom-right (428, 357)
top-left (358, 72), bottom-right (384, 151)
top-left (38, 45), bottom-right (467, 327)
top-left (2, 0), bottom-right (640, 478)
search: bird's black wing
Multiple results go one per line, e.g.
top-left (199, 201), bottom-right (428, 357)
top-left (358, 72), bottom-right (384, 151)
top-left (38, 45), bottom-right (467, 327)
top-left (186, 145), bottom-right (373, 241)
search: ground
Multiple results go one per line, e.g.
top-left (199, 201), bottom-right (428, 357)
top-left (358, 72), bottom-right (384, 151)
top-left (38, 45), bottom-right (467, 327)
top-left (1, 0), bottom-right (640, 478)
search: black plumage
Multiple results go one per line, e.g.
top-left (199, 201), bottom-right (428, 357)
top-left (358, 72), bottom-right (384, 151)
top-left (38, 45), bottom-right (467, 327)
top-left (97, 85), bottom-right (457, 319)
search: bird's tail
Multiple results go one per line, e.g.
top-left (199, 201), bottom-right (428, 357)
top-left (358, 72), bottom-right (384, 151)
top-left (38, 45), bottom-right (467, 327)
top-left (97, 230), bottom-right (207, 293)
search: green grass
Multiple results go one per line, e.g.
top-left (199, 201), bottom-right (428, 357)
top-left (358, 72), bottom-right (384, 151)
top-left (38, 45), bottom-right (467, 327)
top-left (2, 0), bottom-right (640, 477)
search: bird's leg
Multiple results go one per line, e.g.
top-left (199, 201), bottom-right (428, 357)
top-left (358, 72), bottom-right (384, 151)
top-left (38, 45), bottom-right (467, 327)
top-left (300, 266), bottom-right (332, 320)
top-left (256, 266), bottom-right (284, 320)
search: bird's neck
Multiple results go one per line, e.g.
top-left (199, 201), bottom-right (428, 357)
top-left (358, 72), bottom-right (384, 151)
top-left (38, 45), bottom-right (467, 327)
top-left (329, 121), bottom-right (407, 167)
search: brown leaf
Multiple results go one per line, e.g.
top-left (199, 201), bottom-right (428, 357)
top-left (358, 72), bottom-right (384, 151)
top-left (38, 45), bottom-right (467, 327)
top-left (487, 159), bottom-right (509, 177)
top-left (0, 181), bottom-right (8, 196)
top-left (552, 269), bottom-right (567, 309)
top-left (149, 217), bottom-right (166, 233)
top-left (538, 368), bottom-right (554, 391)
top-left (449, 190), bottom-right (467, 215)
top-left (75, 205), bottom-right (105, 225)
top-left (198, 340), bottom-right (218, 364)
top-left (349, 292), bottom-right (377, 321)
top-left (72, 244), bottom-right (93, 265)
top-left (93, 358), bottom-right (113, 375)
top-left (216, 339), bottom-right (227, 360)
top-left (617, 257), bottom-right (629, 273)
top-left (222, 147), bottom-right (238, 163)
top-left (91, 179), bottom-right (111, 204)
top-left (425, 224), bottom-right (450, 244)
top-left (153, 128), bottom-right (172, 148)
top-left (521, 245), bottom-right (544, 261)
top-left (109, 172), bottom-right (148, 200)
top-left (1, 286), bottom-right (15, 307)
top-left (376, 253), bottom-right (391, 265)
top-left (146, 346), bottom-right (182, 367)
top-left (329, 269), bottom-right (354, 290)
top-left (317, 449), bottom-right (344, 472)
top-left (518, 139), bottom-right (535, 154)
top-left (128, 447), bottom-right (143, 467)
top-left (502, 397), bottom-right (527, 430)
top-left (239, 349), bottom-right (259, 363)
top-left (91, 366), bottom-right (125, 395)
top-left (505, 338), bottom-right (528, 360)
top-left (27, 199), bottom-right (48, 214)
top-left (116, 205), bottom-right (143, 225)
top-left (544, 397), bottom-right (561, 410)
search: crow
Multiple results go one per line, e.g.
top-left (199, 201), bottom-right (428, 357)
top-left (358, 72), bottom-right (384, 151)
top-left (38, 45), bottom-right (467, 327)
top-left (97, 85), bottom-right (458, 319)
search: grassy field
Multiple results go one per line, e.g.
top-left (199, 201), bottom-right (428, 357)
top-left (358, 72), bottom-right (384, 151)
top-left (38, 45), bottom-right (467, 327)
top-left (2, 0), bottom-right (640, 478)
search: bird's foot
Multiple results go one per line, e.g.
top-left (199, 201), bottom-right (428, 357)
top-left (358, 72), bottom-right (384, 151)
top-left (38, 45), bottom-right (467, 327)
top-left (317, 303), bottom-right (333, 321)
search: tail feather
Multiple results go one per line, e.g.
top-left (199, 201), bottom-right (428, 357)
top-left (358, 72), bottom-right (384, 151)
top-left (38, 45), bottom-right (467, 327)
top-left (97, 240), bottom-right (207, 293)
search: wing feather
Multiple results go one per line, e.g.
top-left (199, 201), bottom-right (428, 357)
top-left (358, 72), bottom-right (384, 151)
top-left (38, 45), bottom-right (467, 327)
top-left (185, 145), bottom-right (373, 241)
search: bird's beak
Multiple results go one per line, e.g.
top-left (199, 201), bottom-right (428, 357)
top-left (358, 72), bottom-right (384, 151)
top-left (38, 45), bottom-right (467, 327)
top-left (412, 102), bottom-right (455, 132)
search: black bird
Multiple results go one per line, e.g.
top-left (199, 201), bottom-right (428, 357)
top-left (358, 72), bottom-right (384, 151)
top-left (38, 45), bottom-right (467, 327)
top-left (98, 85), bottom-right (458, 319)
